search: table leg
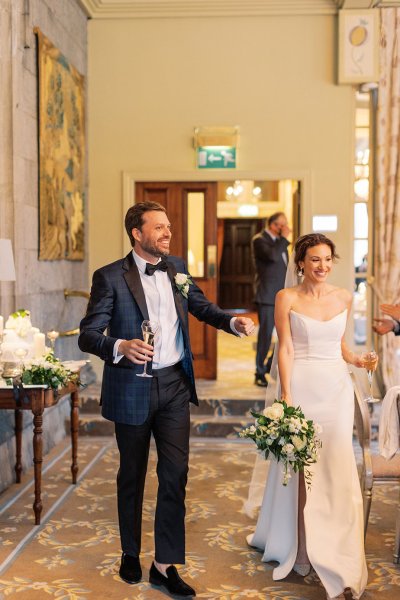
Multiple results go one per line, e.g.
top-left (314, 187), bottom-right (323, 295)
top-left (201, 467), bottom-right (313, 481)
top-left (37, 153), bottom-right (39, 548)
top-left (32, 409), bottom-right (43, 525)
top-left (70, 389), bottom-right (79, 484)
top-left (14, 409), bottom-right (23, 483)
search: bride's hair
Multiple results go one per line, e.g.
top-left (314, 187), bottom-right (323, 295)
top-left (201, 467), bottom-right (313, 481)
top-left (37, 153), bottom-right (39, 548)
top-left (294, 233), bottom-right (339, 271)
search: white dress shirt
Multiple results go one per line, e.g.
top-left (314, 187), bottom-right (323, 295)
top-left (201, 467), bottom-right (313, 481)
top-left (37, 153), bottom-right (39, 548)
top-left (114, 250), bottom-right (184, 369)
top-left (113, 250), bottom-right (241, 366)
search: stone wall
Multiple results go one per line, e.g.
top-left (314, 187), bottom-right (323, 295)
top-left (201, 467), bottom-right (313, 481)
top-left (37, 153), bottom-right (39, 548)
top-left (0, 0), bottom-right (88, 493)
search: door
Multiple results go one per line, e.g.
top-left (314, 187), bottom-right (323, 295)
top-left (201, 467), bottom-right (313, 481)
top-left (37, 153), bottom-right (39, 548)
top-left (219, 218), bottom-right (263, 310)
top-left (135, 182), bottom-right (218, 379)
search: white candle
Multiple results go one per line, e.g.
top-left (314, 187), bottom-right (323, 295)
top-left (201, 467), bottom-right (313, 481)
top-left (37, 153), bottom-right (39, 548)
top-left (0, 315), bottom-right (3, 335)
top-left (33, 332), bottom-right (46, 358)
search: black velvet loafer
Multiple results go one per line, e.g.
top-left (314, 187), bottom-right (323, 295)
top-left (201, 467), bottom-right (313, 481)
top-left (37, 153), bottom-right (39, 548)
top-left (149, 562), bottom-right (196, 597)
top-left (119, 552), bottom-right (142, 584)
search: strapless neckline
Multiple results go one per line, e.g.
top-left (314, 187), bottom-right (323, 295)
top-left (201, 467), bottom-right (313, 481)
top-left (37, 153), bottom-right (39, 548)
top-left (290, 308), bottom-right (347, 323)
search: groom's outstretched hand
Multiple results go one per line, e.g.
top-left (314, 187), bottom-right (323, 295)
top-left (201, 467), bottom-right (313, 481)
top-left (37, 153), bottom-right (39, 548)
top-left (234, 317), bottom-right (255, 336)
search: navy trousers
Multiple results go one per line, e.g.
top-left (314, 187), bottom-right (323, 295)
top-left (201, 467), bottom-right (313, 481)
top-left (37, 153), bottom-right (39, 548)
top-left (115, 364), bottom-right (191, 564)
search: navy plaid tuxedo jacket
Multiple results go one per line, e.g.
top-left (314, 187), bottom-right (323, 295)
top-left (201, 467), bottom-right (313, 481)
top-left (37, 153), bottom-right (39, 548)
top-left (78, 252), bottom-right (235, 425)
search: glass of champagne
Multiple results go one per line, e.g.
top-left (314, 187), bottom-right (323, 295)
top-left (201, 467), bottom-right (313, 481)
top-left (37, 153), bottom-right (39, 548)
top-left (136, 320), bottom-right (159, 378)
top-left (361, 350), bottom-right (379, 403)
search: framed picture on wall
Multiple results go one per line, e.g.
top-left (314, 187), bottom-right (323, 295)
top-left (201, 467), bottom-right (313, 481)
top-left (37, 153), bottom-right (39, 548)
top-left (35, 28), bottom-right (85, 260)
top-left (338, 9), bottom-right (379, 85)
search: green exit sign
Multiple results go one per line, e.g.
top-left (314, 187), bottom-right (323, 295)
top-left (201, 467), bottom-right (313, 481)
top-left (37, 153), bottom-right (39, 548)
top-left (197, 147), bottom-right (236, 169)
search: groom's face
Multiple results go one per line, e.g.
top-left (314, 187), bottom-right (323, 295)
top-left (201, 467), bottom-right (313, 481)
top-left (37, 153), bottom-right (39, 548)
top-left (133, 210), bottom-right (172, 259)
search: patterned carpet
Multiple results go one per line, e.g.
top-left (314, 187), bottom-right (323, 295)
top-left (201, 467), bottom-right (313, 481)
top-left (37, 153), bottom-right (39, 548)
top-left (0, 437), bottom-right (399, 599)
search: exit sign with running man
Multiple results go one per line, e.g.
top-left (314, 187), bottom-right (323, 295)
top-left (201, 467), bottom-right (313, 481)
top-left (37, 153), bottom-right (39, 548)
top-left (197, 147), bottom-right (236, 169)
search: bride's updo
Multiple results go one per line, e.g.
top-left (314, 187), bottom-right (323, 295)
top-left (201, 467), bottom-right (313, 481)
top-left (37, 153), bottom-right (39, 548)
top-left (294, 233), bottom-right (339, 274)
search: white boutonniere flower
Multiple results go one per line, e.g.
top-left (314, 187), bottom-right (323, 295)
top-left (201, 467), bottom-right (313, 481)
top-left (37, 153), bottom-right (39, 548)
top-left (174, 273), bottom-right (193, 299)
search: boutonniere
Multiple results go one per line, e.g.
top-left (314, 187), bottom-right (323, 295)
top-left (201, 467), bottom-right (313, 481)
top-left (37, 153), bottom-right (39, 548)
top-left (174, 273), bottom-right (193, 299)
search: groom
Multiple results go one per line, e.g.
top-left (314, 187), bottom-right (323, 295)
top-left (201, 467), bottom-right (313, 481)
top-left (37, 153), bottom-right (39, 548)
top-left (78, 201), bottom-right (254, 597)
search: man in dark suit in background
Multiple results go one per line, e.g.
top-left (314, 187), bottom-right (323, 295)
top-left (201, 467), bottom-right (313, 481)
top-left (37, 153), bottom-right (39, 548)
top-left (252, 212), bottom-right (291, 387)
top-left (79, 202), bottom-right (254, 597)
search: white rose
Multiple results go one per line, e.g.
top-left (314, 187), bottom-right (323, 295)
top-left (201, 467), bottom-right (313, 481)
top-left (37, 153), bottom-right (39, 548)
top-left (175, 273), bottom-right (188, 285)
top-left (291, 435), bottom-right (307, 451)
top-left (282, 443), bottom-right (295, 455)
top-left (264, 402), bottom-right (284, 420)
top-left (314, 423), bottom-right (323, 434)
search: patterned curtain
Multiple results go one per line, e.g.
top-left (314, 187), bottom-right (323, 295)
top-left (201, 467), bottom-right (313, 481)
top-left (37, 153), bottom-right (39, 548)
top-left (375, 8), bottom-right (400, 388)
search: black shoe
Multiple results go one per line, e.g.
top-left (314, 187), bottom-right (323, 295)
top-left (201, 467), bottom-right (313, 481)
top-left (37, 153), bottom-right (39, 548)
top-left (149, 562), bottom-right (196, 597)
top-left (119, 552), bottom-right (142, 584)
top-left (254, 373), bottom-right (268, 387)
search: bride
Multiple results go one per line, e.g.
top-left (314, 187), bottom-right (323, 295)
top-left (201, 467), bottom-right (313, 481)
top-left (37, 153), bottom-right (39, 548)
top-left (247, 233), bottom-right (370, 600)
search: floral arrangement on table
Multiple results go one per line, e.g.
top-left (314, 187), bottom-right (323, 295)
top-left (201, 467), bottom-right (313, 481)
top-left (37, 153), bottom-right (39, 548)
top-left (240, 400), bottom-right (322, 488)
top-left (20, 352), bottom-right (80, 390)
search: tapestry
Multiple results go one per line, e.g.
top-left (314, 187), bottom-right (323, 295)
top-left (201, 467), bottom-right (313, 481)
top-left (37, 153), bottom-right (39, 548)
top-left (35, 29), bottom-right (85, 260)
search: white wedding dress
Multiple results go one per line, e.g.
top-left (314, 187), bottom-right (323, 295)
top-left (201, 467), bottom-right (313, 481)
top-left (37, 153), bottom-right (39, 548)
top-left (247, 309), bottom-right (368, 599)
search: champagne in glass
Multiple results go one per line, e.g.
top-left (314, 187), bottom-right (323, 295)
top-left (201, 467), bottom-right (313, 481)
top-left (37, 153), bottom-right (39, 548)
top-left (361, 351), bottom-right (379, 403)
top-left (136, 320), bottom-right (159, 378)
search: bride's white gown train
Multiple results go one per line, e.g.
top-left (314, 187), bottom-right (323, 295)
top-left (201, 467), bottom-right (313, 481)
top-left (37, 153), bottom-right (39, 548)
top-left (247, 309), bottom-right (367, 599)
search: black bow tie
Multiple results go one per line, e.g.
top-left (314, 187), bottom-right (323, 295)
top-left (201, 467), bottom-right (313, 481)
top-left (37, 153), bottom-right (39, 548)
top-left (145, 260), bottom-right (168, 276)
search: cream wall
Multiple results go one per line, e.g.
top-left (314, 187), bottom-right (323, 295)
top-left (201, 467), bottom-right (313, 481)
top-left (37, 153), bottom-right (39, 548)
top-left (87, 14), bottom-right (355, 290)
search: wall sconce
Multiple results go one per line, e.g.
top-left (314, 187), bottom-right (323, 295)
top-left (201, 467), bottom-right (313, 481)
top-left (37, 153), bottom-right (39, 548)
top-left (193, 126), bottom-right (239, 169)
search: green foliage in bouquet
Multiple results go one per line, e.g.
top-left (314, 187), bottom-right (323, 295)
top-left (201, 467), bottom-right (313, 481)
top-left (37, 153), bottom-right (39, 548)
top-left (21, 352), bottom-right (79, 390)
top-left (10, 309), bottom-right (30, 318)
top-left (240, 400), bottom-right (322, 488)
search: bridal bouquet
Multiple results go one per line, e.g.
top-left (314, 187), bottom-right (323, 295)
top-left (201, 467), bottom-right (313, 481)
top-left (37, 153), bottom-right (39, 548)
top-left (240, 400), bottom-right (322, 488)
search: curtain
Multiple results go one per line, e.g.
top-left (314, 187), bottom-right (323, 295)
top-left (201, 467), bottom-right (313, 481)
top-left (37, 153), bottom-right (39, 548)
top-left (375, 8), bottom-right (400, 388)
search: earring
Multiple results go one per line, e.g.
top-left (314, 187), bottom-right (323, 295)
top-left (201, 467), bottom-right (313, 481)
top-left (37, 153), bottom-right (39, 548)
top-left (298, 267), bottom-right (304, 276)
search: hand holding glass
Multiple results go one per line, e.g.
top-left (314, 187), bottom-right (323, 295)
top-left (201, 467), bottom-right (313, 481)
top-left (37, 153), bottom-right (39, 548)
top-left (361, 351), bottom-right (379, 403)
top-left (136, 320), bottom-right (159, 378)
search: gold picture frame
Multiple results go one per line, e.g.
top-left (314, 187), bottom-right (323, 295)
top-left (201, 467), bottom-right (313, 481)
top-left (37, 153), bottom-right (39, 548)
top-left (35, 28), bottom-right (85, 260)
top-left (338, 9), bottom-right (380, 85)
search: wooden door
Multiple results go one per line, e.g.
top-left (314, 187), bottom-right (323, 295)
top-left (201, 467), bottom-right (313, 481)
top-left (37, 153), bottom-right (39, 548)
top-left (219, 218), bottom-right (263, 310)
top-left (135, 182), bottom-right (218, 379)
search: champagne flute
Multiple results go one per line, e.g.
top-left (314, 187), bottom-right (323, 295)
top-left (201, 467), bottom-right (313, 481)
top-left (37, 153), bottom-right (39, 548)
top-left (136, 320), bottom-right (159, 378)
top-left (361, 350), bottom-right (379, 403)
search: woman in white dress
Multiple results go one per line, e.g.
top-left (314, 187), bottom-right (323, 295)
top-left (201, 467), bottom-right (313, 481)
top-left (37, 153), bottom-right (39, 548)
top-left (247, 234), bottom-right (370, 600)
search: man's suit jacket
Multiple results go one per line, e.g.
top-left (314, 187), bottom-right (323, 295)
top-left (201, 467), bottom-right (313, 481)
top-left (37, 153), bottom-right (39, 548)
top-left (252, 231), bottom-right (289, 305)
top-left (78, 252), bottom-right (234, 425)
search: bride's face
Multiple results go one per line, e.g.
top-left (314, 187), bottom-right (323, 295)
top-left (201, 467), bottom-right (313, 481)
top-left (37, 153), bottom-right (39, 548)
top-left (300, 244), bottom-right (333, 283)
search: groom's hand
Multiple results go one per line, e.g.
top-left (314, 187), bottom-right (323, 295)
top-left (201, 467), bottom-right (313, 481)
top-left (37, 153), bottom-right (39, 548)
top-left (234, 317), bottom-right (255, 336)
top-left (119, 339), bottom-right (154, 364)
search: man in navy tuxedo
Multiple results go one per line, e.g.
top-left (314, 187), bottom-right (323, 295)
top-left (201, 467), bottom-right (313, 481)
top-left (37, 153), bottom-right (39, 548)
top-left (79, 202), bottom-right (254, 597)
top-left (373, 303), bottom-right (400, 336)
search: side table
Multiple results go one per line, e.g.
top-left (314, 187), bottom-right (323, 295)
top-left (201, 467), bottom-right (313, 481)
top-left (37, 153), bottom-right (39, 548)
top-left (0, 382), bottom-right (79, 524)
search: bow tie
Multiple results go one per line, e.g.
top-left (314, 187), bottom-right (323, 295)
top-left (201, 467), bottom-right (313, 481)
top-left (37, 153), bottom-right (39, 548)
top-left (145, 260), bottom-right (168, 276)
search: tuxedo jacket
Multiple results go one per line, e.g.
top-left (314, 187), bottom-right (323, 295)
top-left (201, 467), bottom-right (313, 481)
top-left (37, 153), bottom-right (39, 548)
top-left (252, 231), bottom-right (289, 305)
top-left (78, 252), bottom-right (234, 425)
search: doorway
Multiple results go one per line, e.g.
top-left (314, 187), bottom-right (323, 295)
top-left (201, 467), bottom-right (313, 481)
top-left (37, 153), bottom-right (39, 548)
top-left (134, 177), bottom-right (301, 379)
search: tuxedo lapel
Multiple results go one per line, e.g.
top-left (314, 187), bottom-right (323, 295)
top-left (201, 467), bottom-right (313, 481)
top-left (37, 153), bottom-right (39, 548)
top-left (166, 261), bottom-right (187, 332)
top-left (122, 253), bottom-right (150, 321)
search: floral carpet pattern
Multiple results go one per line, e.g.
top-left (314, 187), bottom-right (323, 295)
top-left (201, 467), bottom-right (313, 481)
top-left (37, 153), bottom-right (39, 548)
top-left (0, 438), bottom-right (398, 599)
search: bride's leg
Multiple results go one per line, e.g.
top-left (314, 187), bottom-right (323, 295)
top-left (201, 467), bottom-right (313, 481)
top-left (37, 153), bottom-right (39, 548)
top-left (295, 472), bottom-right (310, 566)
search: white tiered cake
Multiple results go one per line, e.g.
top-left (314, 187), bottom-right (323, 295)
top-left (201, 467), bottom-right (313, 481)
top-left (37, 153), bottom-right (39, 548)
top-left (1, 310), bottom-right (46, 361)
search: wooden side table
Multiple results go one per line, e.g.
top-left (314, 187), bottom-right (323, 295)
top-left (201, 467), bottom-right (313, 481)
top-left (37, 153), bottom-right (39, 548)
top-left (0, 382), bottom-right (79, 524)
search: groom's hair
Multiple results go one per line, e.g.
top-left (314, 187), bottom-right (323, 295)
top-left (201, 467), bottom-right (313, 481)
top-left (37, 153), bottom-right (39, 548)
top-left (125, 202), bottom-right (166, 247)
top-left (294, 233), bottom-right (339, 269)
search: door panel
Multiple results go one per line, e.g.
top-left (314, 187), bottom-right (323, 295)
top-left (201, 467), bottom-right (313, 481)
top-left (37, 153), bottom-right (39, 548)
top-left (219, 218), bottom-right (262, 310)
top-left (135, 181), bottom-right (218, 379)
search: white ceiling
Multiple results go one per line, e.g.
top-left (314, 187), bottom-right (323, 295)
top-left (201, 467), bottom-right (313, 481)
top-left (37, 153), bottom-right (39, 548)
top-left (77, 0), bottom-right (399, 19)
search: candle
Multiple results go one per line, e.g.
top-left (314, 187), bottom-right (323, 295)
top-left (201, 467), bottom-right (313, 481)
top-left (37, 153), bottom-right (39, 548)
top-left (0, 315), bottom-right (3, 335)
top-left (33, 332), bottom-right (46, 358)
